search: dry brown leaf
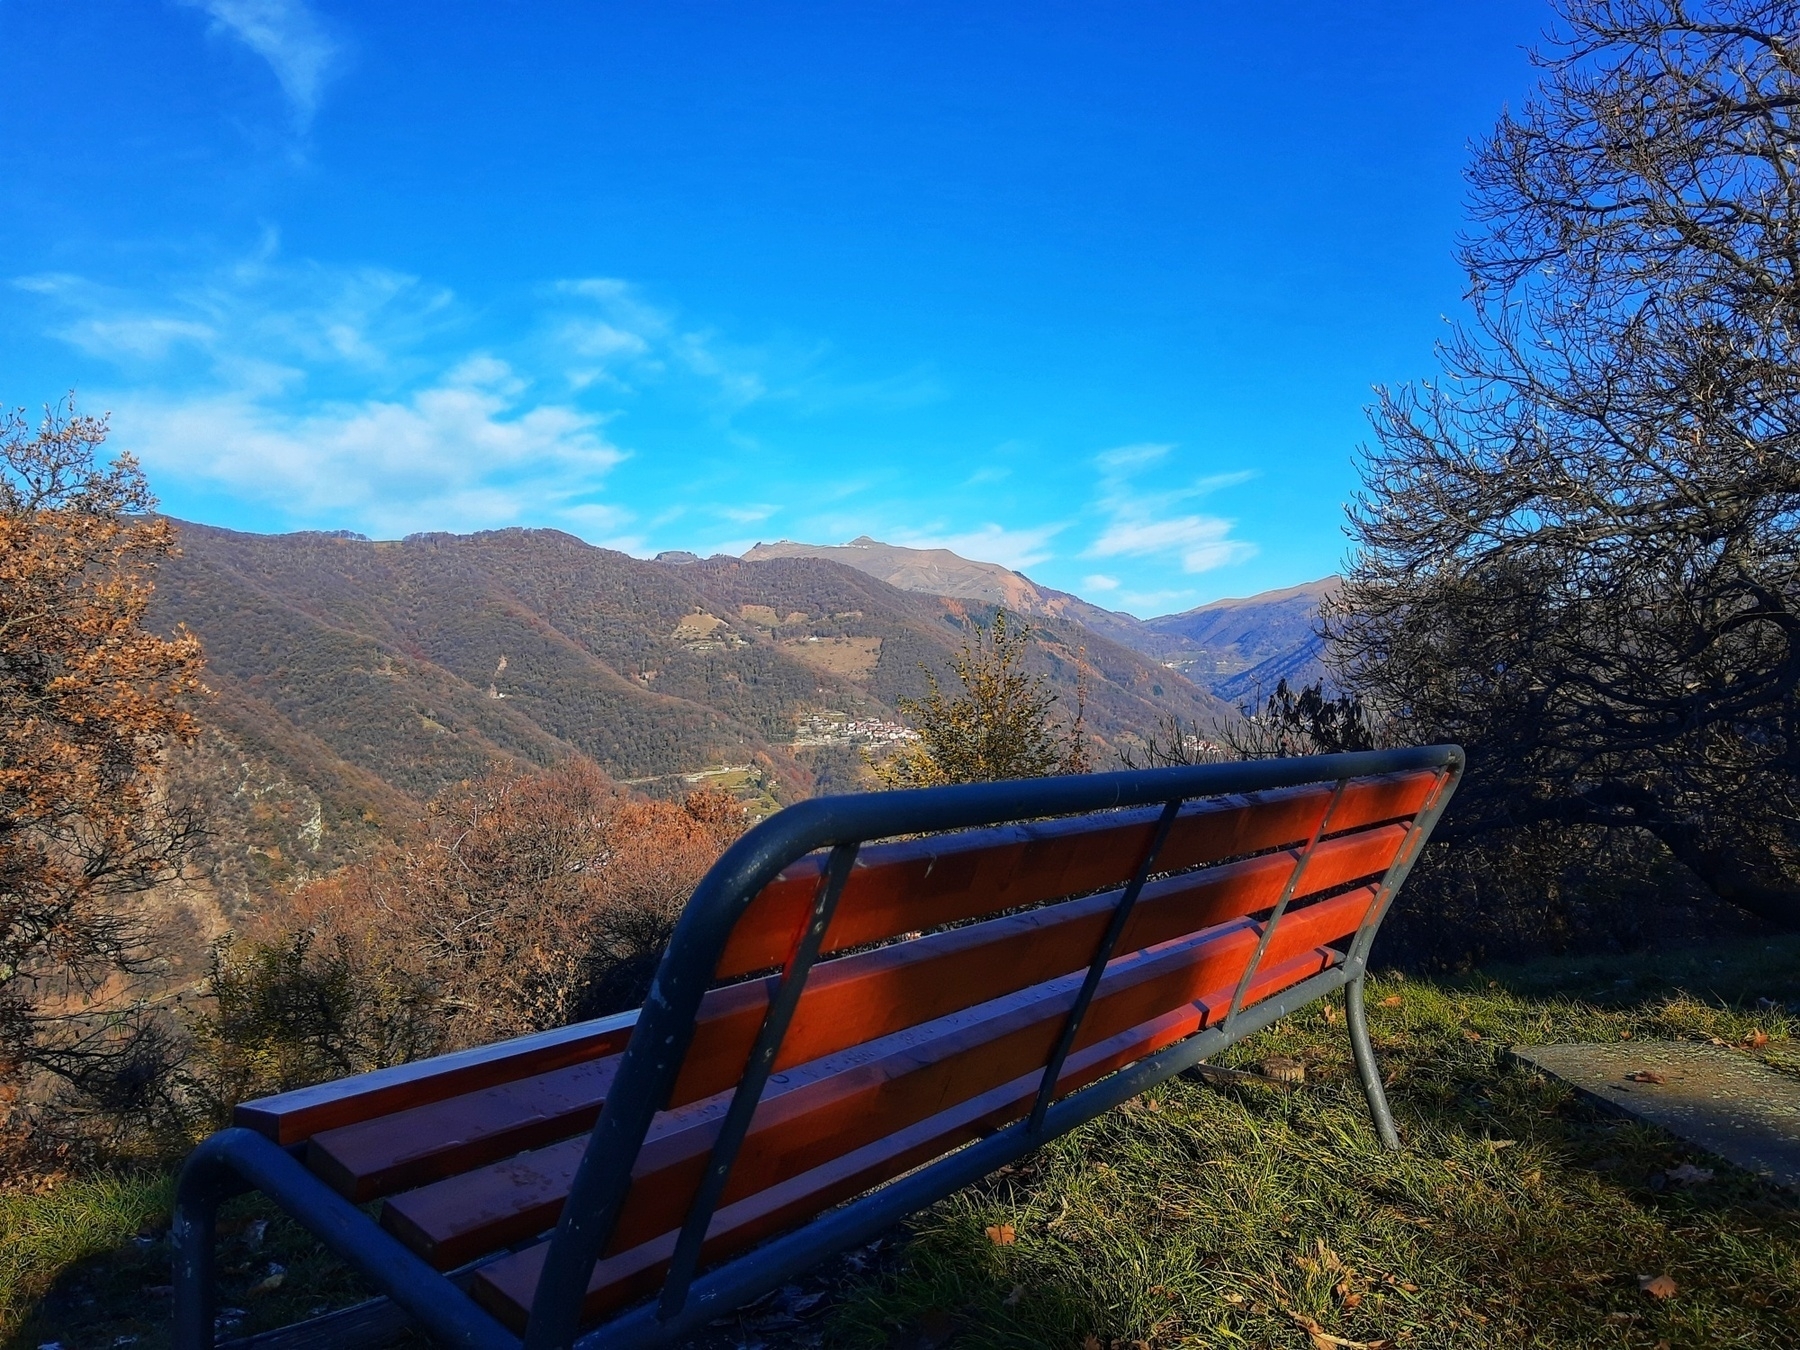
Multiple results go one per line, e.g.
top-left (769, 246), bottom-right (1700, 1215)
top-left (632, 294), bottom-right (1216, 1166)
top-left (1462, 1028), bottom-right (1483, 1042)
top-left (1379, 995), bottom-right (1403, 1008)
top-left (1746, 1029), bottom-right (1771, 1048)
top-left (1625, 1070), bottom-right (1667, 1084)
top-left (1281, 1307), bottom-right (1388, 1349)
top-left (1342, 1293), bottom-right (1364, 1309)
top-left (985, 1223), bottom-right (1017, 1246)
top-left (1083, 1337), bottom-right (1103, 1350)
top-left (1483, 1138), bottom-right (1517, 1152)
top-left (1639, 1273), bottom-right (1678, 1300)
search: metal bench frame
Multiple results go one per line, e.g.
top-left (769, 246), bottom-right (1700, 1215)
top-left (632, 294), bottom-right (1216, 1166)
top-left (174, 746), bottom-right (1462, 1350)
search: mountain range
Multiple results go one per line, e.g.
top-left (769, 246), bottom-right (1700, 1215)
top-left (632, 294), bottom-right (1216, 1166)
top-left (148, 524), bottom-right (1331, 913)
top-left (741, 537), bottom-right (1334, 702)
top-left (151, 523), bottom-right (1257, 905)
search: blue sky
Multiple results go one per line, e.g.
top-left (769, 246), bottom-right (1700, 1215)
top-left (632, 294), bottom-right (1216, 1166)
top-left (1, 1), bottom-right (1546, 616)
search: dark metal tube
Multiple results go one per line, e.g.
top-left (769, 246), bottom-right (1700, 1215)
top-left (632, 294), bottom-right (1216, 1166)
top-left (656, 842), bottom-right (860, 1320)
top-left (1344, 973), bottom-right (1401, 1149)
top-left (1026, 797), bottom-right (1182, 1134)
top-left (573, 964), bottom-right (1353, 1350)
top-left (1222, 778), bottom-right (1348, 1031)
top-left (173, 1129), bottom-right (519, 1350)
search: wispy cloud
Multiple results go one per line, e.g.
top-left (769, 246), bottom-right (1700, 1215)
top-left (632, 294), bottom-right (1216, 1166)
top-left (187, 0), bottom-right (343, 124)
top-left (18, 247), bottom-right (631, 539)
top-left (553, 277), bottom-right (767, 406)
top-left (113, 357), bottom-right (625, 537)
top-left (1084, 443), bottom-right (1257, 575)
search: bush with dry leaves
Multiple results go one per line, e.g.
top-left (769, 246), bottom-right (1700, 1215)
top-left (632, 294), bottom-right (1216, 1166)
top-left (198, 761), bottom-right (745, 1104)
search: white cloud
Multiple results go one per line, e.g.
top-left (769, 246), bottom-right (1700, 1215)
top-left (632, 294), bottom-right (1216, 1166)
top-left (23, 248), bottom-right (634, 539)
top-left (963, 465), bottom-right (1011, 487)
top-left (1084, 443), bottom-right (1258, 575)
top-left (189, 0), bottom-right (343, 123)
top-left (1082, 573), bottom-right (1120, 593)
top-left (553, 277), bottom-right (769, 406)
top-left (114, 358), bottom-right (625, 537)
top-left (1094, 442), bottom-right (1172, 473)
top-left (1088, 515), bottom-right (1252, 572)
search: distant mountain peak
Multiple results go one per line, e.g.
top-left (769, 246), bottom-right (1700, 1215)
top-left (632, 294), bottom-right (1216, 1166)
top-left (739, 537), bottom-right (1130, 633)
top-left (738, 536), bottom-right (1337, 702)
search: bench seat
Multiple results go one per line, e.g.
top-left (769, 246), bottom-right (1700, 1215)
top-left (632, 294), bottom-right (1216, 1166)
top-left (176, 749), bottom-right (1461, 1350)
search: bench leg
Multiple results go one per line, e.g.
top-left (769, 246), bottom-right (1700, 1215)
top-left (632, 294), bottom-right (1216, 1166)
top-left (172, 1133), bottom-right (247, 1350)
top-left (1345, 975), bottom-right (1401, 1151)
top-left (171, 1128), bottom-right (520, 1350)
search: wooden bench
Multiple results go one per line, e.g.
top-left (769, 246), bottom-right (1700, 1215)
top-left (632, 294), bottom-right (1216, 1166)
top-left (173, 747), bottom-right (1461, 1350)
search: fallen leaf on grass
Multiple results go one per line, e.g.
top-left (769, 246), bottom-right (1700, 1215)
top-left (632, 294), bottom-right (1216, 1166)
top-left (247, 1264), bottom-right (285, 1296)
top-left (1483, 1139), bottom-right (1517, 1152)
top-left (985, 1224), bottom-right (1016, 1246)
top-left (1746, 1029), bottom-right (1771, 1048)
top-left (1461, 1028), bottom-right (1483, 1043)
top-left (1625, 1070), bottom-right (1667, 1084)
top-left (1638, 1274), bottom-right (1678, 1299)
top-left (1378, 995), bottom-right (1403, 1008)
top-left (1666, 1163), bottom-right (1714, 1185)
top-left (1280, 1307), bottom-right (1389, 1348)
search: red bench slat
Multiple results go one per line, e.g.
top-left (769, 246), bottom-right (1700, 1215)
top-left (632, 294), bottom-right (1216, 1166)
top-left (715, 770), bottom-right (1435, 978)
top-left (670, 822), bottom-right (1407, 1107)
top-left (468, 937), bottom-right (1350, 1330)
top-left (381, 888), bottom-right (1372, 1270)
top-left (234, 1012), bottom-right (639, 1147)
top-left (307, 1053), bottom-right (624, 1202)
top-left (237, 771), bottom-right (1433, 1152)
top-left (307, 823), bottom-right (1406, 1202)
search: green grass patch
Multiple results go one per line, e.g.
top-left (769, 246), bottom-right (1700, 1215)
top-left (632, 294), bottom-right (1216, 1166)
top-left (7, 936), bottom-right (1800, 1348)
top-left (829, 941), bottom-right (1800, 1348)
top-left (0, 1170), bottom-right (174, 1342)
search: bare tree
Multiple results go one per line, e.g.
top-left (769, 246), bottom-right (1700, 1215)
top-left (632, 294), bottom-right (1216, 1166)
top-left (1329, 1), bottom-right (1800, 923)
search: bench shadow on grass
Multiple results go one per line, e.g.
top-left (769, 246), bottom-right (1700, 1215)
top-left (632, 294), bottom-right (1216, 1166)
top-left (9, 935), bottom-right (1800, 1350)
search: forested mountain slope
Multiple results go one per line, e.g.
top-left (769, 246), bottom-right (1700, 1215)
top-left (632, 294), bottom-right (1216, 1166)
top-left (741, 537), bottom-right (1337, 700)
top-left (151, 522), bottom-right (1232, 832)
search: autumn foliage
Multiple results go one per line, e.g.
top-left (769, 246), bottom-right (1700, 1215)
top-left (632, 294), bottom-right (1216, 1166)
top-left (0, 404), bottom-right (204, 1115)
top-left (202, 761), bottom-right (745, 1100)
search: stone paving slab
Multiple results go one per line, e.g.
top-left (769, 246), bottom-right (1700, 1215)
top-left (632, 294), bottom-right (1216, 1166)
top-left (1510, 1041), bottom-right (1800, 1192)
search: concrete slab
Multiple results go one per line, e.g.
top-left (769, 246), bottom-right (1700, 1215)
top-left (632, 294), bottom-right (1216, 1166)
top-left (1510, 1041), bottom-right (1800, 1192)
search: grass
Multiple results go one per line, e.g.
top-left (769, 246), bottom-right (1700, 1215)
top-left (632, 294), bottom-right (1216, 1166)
top-left (6, 935), bottom-right (1800, 1349)
top-left (0, 1171), bottom-right (174, 1342)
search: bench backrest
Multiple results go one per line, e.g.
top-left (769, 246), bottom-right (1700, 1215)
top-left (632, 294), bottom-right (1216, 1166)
top-left (454, 747), bottom-right (1461, 1341)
